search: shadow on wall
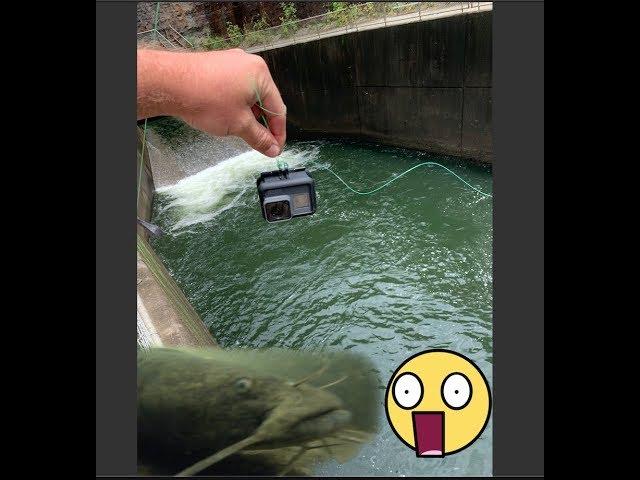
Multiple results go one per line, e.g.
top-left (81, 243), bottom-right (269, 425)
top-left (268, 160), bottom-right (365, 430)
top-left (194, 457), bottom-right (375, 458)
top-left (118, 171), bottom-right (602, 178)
top-left (260, 11), bottom-right (492, 163)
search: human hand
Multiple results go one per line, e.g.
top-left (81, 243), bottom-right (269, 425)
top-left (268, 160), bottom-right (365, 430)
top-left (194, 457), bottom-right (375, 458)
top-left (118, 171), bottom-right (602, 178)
top-left (137, 48), bottom-right (287, 157)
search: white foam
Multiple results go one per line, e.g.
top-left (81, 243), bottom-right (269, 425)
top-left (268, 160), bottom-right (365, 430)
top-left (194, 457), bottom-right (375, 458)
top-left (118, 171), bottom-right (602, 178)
top-left (156, 146), bottom-right (320, 230)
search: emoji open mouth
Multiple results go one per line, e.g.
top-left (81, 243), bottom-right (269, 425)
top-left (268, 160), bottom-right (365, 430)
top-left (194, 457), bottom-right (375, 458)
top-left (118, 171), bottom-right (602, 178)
top-left (412, 412), bottom-right (444, 456)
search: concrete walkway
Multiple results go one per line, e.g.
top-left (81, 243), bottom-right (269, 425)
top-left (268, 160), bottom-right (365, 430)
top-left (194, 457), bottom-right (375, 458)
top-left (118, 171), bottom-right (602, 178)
top-left (137, 244), bottom-right (217, 348)
top-left (136, 126), bottom-right (217, 350)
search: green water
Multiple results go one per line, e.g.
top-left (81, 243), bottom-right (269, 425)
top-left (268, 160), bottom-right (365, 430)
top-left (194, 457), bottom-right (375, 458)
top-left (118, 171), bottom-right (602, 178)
top-left (150, 139), bottom-right (493, 476)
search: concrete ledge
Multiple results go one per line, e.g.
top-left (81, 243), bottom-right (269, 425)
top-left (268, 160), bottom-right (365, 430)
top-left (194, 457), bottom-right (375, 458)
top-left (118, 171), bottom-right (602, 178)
top-left (136, 126), bottom-right (217, 349)
top-left (137, 239), bottom-right (217, 348)
top-left (137, 126), bottom-right (155, 240)
top-left (246, 2), bottom-right (493, 54)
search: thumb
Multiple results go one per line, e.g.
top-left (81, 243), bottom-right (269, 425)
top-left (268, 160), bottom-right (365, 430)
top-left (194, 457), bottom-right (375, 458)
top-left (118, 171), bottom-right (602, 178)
top-left (238, 112), bottom-right (281, 157)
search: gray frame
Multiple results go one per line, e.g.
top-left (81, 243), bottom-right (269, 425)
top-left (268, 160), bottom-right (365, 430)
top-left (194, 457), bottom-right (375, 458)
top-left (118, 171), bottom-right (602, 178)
top-left (493, 1), bottom-right (544, 475)
top-left (96, 1), bottom-right (544, 475)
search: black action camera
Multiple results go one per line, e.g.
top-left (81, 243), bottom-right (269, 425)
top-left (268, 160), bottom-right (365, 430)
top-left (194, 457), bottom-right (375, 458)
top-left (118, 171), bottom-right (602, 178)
top-left (257, 168), bottom-right (317, 223)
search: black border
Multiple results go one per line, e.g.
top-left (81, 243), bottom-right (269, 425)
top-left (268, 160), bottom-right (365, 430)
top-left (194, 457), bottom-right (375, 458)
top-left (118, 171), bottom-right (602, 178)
top-left (493, 1), bottom-right (545, 476)
top-left (96, 0), bottom-right (137, 476)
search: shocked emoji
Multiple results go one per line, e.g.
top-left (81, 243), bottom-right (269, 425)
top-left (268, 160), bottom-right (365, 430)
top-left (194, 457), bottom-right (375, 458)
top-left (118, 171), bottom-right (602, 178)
top-left (385, 349), bottom-right (491, 457)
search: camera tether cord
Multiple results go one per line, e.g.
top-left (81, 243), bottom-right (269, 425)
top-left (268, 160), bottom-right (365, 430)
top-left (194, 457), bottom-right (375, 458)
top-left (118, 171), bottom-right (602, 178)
top-left (254, 88), bottom-right (492, 199)
top-left (272, 157), bottom-right (492, 198)
top-left (322, 162), bottom-right (492, 197)
top-left (136, 85), bottom-right (492, 217)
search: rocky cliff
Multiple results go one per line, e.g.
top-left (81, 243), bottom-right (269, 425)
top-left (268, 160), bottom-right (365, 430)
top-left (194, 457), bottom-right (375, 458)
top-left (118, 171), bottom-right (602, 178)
top-left (137, 1), bottom-right (331, 37)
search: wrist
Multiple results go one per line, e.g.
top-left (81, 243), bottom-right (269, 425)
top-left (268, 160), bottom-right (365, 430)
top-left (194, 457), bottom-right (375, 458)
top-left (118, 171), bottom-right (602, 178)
top-left (137, 49), bottom-right (193, 119)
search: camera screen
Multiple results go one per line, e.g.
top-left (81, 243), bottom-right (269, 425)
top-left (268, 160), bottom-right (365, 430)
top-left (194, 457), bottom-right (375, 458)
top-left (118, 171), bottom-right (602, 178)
top-left (264, 200), bottom-right (291, 222)
top-left (292, 192), bottom-right (310, 209)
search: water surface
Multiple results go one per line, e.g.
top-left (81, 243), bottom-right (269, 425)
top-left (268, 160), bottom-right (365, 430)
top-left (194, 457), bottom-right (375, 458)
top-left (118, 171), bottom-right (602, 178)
top-left (151, 139), bottom-right (493, 476)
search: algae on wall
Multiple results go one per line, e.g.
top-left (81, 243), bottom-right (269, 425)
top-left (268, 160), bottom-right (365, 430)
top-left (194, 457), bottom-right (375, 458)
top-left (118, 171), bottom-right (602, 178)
top-left (136, 125), bottom-right (217, 349)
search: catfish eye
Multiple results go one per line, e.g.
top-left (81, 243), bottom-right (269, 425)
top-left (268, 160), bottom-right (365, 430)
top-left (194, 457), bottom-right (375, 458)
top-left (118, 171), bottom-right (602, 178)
top-left (235, 378), bottom-right (252, 393)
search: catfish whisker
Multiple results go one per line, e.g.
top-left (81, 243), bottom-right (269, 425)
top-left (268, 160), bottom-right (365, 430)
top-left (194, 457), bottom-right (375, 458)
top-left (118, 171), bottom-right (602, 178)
top-left (304, 440), bottom-right (347, 451)
top-left (321, 437), bottom-right (334, 456)
top-left (290, 361), bottom-right (329, 387)
top-left (176, 434), bottom-right (261, 476)
top-left (278, 445), bottom-right (307, 476)
top-left (277, 441), bottom-right (350, 476)
top-left (335, 433), bottom-right (366, 443)
top-left (339, 428), bottom-right (371, 442)
top-left (318, 375), bottom-right (348, 389)
top-left (341, 428), bottom-right (371, 438)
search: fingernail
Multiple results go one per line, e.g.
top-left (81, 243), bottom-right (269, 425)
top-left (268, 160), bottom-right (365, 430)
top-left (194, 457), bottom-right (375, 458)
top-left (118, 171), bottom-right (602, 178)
top-left (265, 144), bottom-right (279, 157)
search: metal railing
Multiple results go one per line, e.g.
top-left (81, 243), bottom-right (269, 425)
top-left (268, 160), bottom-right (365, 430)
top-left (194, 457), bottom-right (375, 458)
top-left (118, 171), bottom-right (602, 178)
top-left (137, 2), bottom-right (492, 53)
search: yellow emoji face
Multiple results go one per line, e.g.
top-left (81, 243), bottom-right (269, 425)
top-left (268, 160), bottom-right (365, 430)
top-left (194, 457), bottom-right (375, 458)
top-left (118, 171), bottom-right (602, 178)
top-left (385, 349), bottom-right (491, 457)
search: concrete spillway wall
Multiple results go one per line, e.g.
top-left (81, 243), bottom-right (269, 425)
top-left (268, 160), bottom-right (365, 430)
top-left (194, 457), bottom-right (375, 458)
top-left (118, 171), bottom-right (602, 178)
top-left (136, 126), bottom-right (217, 349)
top-left (259, 11), bottom-right (492, 162)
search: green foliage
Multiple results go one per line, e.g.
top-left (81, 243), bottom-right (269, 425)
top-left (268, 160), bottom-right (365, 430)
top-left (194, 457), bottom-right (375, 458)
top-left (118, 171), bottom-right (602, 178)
top-left (252, 14), bottom-right (270, 32)
top-left (226, 21), bottom-right (244, 46)
top-left (202, 35), bottom-right (228, 51)
top-left (326, 1), bottom-right (358, 27)
top-left (392, 2), bottom-right (419, 15)
top-left (190, 1), bottom-right (439, 51)
top-left (185, 34), bottom-right (199, 48)
top-left (328, 1), bottom-right (347, 13)
top-left (360, 2), bottom-right (376, 17)
top-left (244, 14), bottom-right (271, 46)
top-left (279, 2), bottom-right (298, 37)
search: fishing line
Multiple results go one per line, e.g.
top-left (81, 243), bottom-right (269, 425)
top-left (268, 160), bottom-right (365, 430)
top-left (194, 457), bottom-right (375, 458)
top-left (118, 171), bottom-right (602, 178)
top-left (268, 159), bottom-right (492, 198)
top-left (254, 86), bottom-right (269, 129)
top-left (252, 78), bottom-right (286, 122)
top-left (136, 118), bottom-right (149, 210)
top-left (137, 2), bottom-right (160, 208)
top-left (152, 1), bottom-right (160, 41)
top-left (322, 161), bottom-right (493, 197)
top-left (253, 87), bottom-right (491, 198)
top-left (139, 80), bottom-right (490, 230)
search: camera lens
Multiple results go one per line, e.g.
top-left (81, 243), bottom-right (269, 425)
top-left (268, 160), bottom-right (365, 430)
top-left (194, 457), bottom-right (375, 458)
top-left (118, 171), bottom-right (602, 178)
top-left (265, 200), bottom-right (291, 222)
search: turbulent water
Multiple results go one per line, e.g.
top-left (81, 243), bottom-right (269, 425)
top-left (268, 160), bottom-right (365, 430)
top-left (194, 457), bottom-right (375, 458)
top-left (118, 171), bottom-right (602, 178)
top-left (150, 138), bottom-right (493, 476)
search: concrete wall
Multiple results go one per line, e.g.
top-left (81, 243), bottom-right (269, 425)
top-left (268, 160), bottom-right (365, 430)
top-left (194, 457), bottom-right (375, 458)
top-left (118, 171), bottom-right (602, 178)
top-left (137, 127), bottom-right (155, 240)
top-left (136, 126), bottom-right (217, 349)
top-left (259, 11), bottom-right (492, 162)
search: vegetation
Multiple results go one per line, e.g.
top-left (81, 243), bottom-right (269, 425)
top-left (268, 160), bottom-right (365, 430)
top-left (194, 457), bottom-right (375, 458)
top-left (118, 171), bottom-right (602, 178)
top-left (179, 2), bottom-right (431, 52)
top-left (225, 21), bottom-right (244, 47)
top-left (244, 14), bottom-right (271, 46)
top-left (279, 2), bottom-right (298, 37)
top-left (327, 2), bottom-right (359, 27)
top-left (201, 35), bottom-right (229, 51)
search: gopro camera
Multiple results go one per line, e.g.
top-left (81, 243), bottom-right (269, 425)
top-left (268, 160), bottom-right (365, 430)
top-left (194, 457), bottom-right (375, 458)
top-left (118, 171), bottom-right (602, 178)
top-left (257, 168), bottom-right (317, 223)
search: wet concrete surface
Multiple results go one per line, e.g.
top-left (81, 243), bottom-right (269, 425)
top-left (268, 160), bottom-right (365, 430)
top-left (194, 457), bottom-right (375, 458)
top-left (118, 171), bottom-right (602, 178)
top-left (146, 127), bottom-right (252, 188)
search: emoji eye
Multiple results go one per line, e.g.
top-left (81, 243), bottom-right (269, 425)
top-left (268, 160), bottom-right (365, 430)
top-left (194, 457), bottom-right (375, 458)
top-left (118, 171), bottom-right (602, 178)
top-left (235, 378), bottom-right (252, 393)
top-left (392, 372), bottom-right (423, 409)
top-left (441, 372), bottom-right (472, 409)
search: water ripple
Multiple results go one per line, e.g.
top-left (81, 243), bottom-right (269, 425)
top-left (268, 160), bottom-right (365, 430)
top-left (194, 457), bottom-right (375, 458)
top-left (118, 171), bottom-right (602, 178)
top-left (151, 139), bottom-right (493, 476)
